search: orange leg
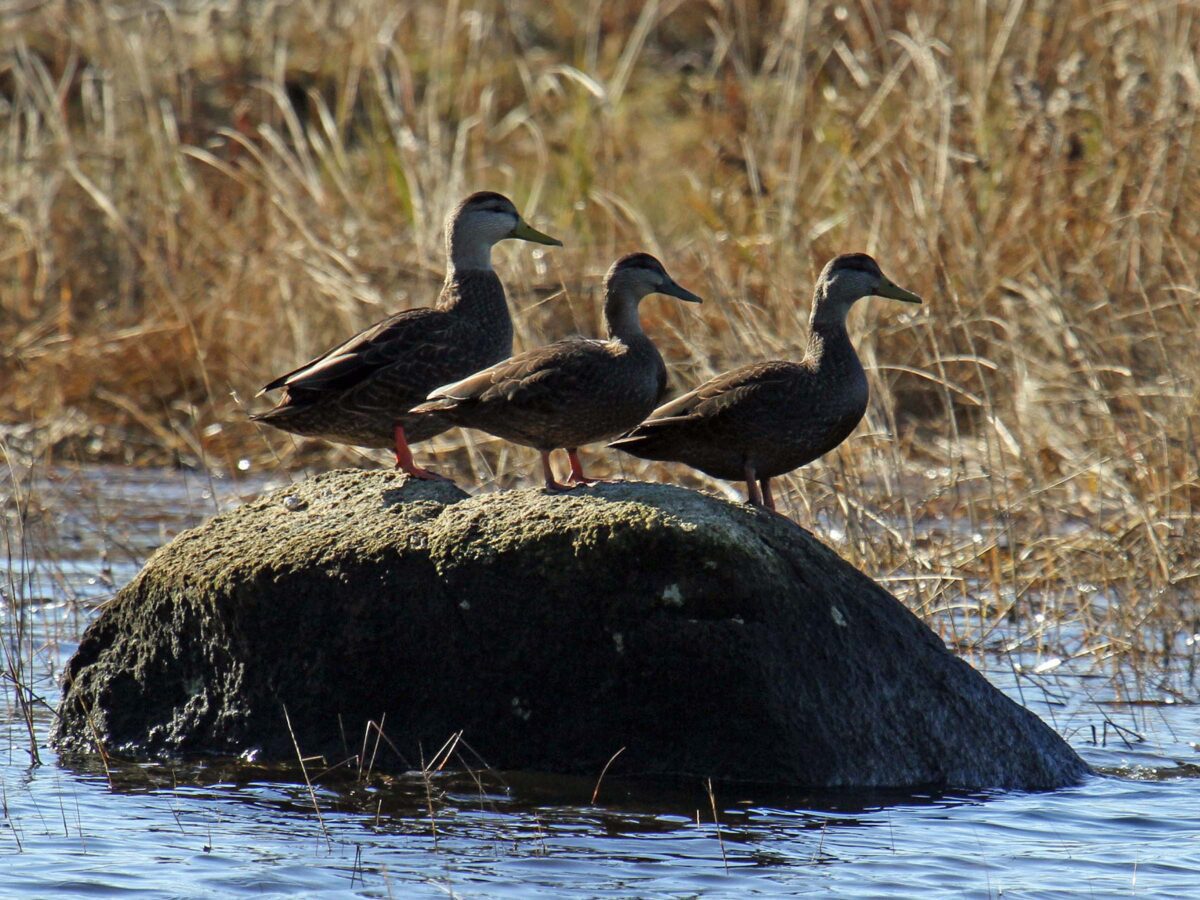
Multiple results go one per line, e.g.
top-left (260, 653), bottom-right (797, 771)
top-left (565, 448), bottom-right (604, 485)
top-left (541, 450), bottom-right (573, 492)
top-left (393, 424), bottom-right (452, 482)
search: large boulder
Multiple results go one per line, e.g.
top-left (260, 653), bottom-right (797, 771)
top-left (54, 470), bottom-right (1089, 789)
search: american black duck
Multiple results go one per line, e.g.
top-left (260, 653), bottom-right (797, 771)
top-left (610, 253), bottom-right (920, 510)
top-left (413, 253), bottom-right (701, 490)
top-left (252, 191), bottom-right (562, 479)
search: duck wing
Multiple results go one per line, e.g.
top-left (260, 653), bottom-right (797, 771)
top-left (632, 361), bottom-right (802, 430)
top-left (422, 339), bottom-right (614, 416)
top-left (258, 307), bottom-right (447, 403)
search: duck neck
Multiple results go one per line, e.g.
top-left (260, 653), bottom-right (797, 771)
top-left (446, 223), bottom-right (495, 274)
top-left (604, 290), bottom-right (648, 343)
top-left (805, 301), bottom-right (854, 367)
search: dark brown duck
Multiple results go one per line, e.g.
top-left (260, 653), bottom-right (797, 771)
top-left (251, 192), bottom-right (561, 479)
top-left (412, 253), bottom-right (702, 490)
top-left (610, 253), bottom-right (921, 511)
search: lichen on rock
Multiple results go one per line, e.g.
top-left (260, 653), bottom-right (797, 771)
top-left (54, 469), bottom-right (1089, 790)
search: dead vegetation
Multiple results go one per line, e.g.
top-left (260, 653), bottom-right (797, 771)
top-left (1, 1), bottom-right (1198, 670)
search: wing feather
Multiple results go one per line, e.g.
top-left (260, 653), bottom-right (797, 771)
top-left (258, 308), bottom-right (446, 400)
top-left (426, 339), bottom-right (613, 414)
top-left (638, 361), bottom-right (800, 426)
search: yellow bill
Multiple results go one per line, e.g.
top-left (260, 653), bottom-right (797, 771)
top-left (512, 219), bottom-right (563, 246)
top-left (875, 278), bottom-right (922, 304)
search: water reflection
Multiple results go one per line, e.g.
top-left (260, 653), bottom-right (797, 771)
top-left (51, 746), bottom-right (998, 839)
top-left (9, 665), bottom-right (1200, 898)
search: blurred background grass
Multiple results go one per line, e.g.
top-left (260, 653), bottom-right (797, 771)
top-left (1, 1), bottom-right (1197, 659)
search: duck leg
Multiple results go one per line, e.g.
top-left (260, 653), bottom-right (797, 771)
top-left (744, 463), bottom-right (764, 507)
top-left (759, 478), bottom-right (776, 512)
top-left (565, 448), bottom-right (605, 485)
top-left (393, 424), bottom-right (452, 482)
top-left (541, 450), bottom-right (573, 492)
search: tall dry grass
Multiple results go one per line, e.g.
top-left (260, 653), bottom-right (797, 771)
top-left (1, 1), bottom-right (1198, 672)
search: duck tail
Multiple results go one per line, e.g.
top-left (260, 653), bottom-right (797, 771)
top-left (608, 430), bottom-right (663, 460)
top-left (248, 404), bottom-right (285, 423)
top-left (409, 398), bottom-right (458, 417)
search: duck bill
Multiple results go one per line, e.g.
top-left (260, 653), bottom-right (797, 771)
top-left (875, 279), bottom-right (922, 304)
top-left (512, 219), bottom-right (563, 246)
top-left (660, 280), bottom-right (704, 303)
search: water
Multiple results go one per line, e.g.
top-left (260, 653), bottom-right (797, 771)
top-left (3, 466), bottom-right (1200, 897)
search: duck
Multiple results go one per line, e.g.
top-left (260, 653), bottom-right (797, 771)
top-left (251, 191), bottom-right (562, 479)
top-left (609, 253), bottom-right (921, 511)
top-left (411, 253), bottom-right (702, 490)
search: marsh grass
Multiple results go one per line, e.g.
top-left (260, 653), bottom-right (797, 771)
top-left (0, 1), bottom-right (1197, 679)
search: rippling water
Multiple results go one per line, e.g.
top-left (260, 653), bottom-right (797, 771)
top-left (3, 467), bottom-right (1199, 897)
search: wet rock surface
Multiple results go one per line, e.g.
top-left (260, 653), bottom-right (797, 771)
top-left (54, 469), bottom-right (1089, 789)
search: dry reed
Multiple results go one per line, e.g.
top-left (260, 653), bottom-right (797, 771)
top-left (1, 1), bottom-right (1197, 676)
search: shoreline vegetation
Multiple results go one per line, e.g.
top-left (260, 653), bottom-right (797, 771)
top-left (2, 2), bottom-right (1197, 679)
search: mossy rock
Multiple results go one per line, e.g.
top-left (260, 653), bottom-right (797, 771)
top-left (54, 470), bottom-right (1089, 790)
